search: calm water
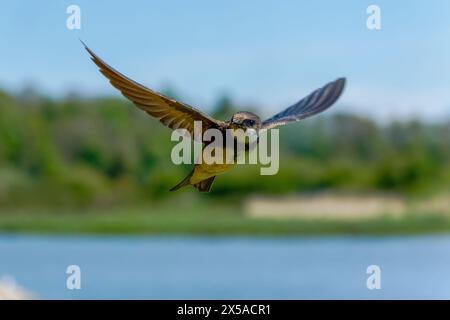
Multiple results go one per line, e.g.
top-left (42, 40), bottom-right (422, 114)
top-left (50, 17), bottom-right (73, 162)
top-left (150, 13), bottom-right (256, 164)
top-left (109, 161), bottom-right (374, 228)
top-left (1, 234), bottom-right (450, 299)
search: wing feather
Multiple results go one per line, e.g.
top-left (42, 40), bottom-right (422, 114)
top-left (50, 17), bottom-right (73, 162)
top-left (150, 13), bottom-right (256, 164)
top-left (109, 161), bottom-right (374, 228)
top-left (83, 42), bottom-right (224, 140)
top-left (262, 78), bottom-right (346, 129)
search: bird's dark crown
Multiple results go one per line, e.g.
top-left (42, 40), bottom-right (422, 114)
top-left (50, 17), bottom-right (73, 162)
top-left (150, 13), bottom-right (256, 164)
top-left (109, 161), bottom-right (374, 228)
top-left (230, 111), bottom-right (261, 128)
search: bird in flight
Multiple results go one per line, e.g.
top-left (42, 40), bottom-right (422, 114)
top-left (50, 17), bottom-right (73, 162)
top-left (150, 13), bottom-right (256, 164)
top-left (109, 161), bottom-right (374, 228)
top-left (83, 42), bottom-right (345, 192)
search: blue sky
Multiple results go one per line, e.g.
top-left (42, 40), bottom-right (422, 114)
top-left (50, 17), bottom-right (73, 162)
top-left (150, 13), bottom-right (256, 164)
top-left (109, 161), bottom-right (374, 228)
top-left (1, 0), bottom-right (450, 120)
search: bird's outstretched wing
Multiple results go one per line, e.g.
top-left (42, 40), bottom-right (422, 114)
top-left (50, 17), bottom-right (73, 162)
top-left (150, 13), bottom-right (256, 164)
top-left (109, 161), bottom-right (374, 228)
top-left (261, 78), bottom-right (346, 130)
top-left (83, 42), bottom-right (225, 140)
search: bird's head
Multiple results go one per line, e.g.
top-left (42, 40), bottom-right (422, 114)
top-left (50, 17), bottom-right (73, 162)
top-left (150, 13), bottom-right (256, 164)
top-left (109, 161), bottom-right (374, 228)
top-left (230, 111), bottom-right (261, 130)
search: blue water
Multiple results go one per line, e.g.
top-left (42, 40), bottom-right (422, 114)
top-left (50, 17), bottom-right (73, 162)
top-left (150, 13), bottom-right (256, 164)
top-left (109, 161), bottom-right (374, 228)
top-left (1, 234), bottom-right (450, 299)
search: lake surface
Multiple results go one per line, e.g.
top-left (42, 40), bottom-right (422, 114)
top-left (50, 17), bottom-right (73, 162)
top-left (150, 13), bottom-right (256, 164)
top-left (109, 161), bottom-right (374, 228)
top-left (1, 234), bottom-right (450, 299)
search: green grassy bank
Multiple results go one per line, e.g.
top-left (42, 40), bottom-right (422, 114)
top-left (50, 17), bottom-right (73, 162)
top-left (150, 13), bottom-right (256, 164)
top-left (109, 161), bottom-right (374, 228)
top-left (1, 203), bottom-right (450, 236)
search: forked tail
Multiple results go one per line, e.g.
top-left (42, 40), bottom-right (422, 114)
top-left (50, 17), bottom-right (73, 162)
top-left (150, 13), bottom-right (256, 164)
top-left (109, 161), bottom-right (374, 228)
top-left (169, 171), bottom-right (216, 193)
top-left (193, 176), bottom-right (216, 193)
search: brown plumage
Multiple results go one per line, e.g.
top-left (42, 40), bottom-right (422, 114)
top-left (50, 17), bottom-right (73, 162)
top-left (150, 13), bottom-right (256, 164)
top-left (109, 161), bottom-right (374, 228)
top-left (83, 42), bottom-right (346, 192)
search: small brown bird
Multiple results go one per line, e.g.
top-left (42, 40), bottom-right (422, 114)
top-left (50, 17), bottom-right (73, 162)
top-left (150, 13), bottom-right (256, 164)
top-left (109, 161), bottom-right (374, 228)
top-left (83, 43), bottom-right (345, 192)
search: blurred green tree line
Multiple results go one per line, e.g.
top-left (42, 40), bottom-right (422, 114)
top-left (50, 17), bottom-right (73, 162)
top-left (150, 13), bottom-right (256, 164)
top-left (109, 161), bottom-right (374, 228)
top-left (0, 88), bottom-right (449, 208)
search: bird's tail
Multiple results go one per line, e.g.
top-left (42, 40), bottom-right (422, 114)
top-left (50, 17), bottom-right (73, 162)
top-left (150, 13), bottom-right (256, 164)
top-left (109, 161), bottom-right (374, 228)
top-left (169, 170), bottom-right (216, 193)
top-left (169, 170), bottom-right (193, 191)
top-left (193, 176), bottom-right (216, 193)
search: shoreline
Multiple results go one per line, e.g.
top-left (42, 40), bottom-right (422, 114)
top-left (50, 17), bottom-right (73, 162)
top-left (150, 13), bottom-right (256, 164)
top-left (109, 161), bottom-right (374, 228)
top-left (0, 206), bottom-right (449, 236)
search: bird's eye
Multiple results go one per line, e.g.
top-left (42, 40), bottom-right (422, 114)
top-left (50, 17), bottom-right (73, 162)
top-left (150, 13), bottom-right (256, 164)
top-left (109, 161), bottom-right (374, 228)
top-left (245, 119), bottom-right (255, 126)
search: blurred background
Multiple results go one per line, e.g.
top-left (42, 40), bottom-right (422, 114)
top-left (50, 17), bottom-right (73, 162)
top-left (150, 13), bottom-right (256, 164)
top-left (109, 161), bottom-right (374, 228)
top-left (1, 0), bottom-right (450, 299)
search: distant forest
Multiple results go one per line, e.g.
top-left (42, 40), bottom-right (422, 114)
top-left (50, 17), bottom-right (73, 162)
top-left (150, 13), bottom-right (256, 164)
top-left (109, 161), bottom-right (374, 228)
top-left (0, 88), bottom-right (449, 207)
